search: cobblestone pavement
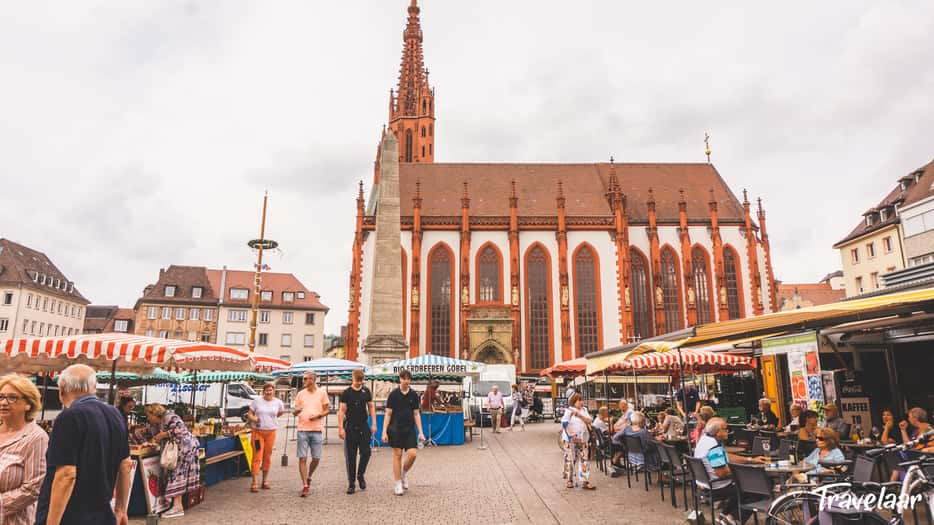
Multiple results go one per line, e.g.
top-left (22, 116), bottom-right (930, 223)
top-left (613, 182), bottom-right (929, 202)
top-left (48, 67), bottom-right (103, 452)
top-left (131, 419), bottom-right (689, 524)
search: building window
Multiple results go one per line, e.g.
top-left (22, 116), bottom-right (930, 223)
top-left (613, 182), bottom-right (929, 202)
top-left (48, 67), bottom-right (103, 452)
top-left (175, 308), bottom-right (185, 321)
top-left (870, 272), bottom-right (879, 290)
top-left (573, 246), bottom-right (601, 356)
top-left (297, 291), bottom-right (305, 299)
top-left (173, 330), bottom-right (183, 340)
top-left (26, 294), bottom-right (32, 307)
top-left (42, 298), bottom-right (47, 311)
top-left (58, 302), bottom-right (63, 315)
top-left (54, 326), bottom-right (59, 336)
top-left (866, 242), bottom-right (876, 258)
top-left (660, 248), bottom-right (683, 332)
top-left (850, 248), bottom-right (860, 264)
top-left (526, 245), bottom-right (551, 370)
top-left (428, 244), bottom-right (454, 357)
top-left (855, 276), bottom-right (864, 294)
top-left (283, 311), bottom-right (294, 324)
top-left (283, 292), bottom-right (295, 303)
top-left (164, 285), bottom-right (176, 297)
top-left (159, 329), bottom-right (169, 338)
top-left (305, 313), bottom-right (315, 325)
top-left (225, 332), bottom-right (245, 345)
top-left (692, 247), bottom-right (714, 325)
top-left (189, 308), bottom-right (200, 321)
top-left (230, 288), bottom-right (248, 301)
top-left (114, 320), bottom-right (129, 332)
top-left (30, 321), bottom-right (36, 335)
top-left (630, 248), bottom-right (653, 341)
top-left (723, 247), bottom-right (743, 320)
top-left (261, 291), bottom-right (273, 302)
top-left (228, 310), bottom-right (248, 322)
top-left (883, 236), bottom-right (893, 253)
top-left (0, 319), bottom-right (8, 332)
top-left (204, 309), bottom-right (214, 321)
top-left (145, 329), bottom-right (155, 337)
top-left (161, 307), bottom-right (171, 320)
top-left (259, 310), bottom-right (270, 323)
top-left (477, 244), bottom-right (501, 303)
top-left (258, 333), bottom-right (268, 346)
top-left (192, 286), bottom-right (203, 299)
top-left (304, 335), bottom-right (315, 347)
top-left (2, 292), bottom-right (12, 305)
top-left (404, 129), bottom-right (413, 162)
top-left (200, 333), bottom-right (211, 343)
top-left (281, 334), bottom-right (292, 347)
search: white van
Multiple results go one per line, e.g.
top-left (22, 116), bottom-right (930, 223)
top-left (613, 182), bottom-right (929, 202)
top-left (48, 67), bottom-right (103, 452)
top-left (465, 364), bottom-right (516, 425)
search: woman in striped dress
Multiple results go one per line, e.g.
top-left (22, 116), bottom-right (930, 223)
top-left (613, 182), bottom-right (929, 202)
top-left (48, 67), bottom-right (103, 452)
top-left (0, 375), bottom-right (49, 525)
top-left (146, 404), bottom-right (200, 519)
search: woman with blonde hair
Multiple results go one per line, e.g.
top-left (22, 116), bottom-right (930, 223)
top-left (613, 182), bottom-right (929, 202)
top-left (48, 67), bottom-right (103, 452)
top-left (0, 374), bottom-right (49, 525)
top-left (145, 403), bottom-right (200, 519)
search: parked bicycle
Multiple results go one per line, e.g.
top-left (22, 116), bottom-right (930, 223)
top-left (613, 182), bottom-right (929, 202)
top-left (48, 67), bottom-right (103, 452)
top-left (766, 429), bottom-right (934, 525)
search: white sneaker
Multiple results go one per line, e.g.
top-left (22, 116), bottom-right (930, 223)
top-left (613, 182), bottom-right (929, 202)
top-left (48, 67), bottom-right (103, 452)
top-left (393, 480), bottom-right (404, 495)
top-left (401, 471), bottom-right (409, 490)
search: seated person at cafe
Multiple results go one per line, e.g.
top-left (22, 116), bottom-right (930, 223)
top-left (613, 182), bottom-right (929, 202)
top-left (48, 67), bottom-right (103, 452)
top-left (694, 417), bottom-right (769, 524)
top-left (821, 403), bottom-right (848, 436)
top-left (592, 406), bottom-right (610, 433)
top-left (784, 402), bottom-right (803, 432)
top-left (890, 407), bottom-right (934, 482)
top-left (881, 408), bottom-right (903, 445)
top-left (612, 412), bottom-right (658, 477)
top-left (803, 428), bottom-right (845, 477)
top-left (798, 410), bottom-right (819, 442)
top-left (656, 408), bottom-right (685, 440)
top-left (609, 400), bottom-right (635, 468)
top-left (691, 405), bottom-right (715, 443)
top-left (750, 397), bottom-right (778, 429)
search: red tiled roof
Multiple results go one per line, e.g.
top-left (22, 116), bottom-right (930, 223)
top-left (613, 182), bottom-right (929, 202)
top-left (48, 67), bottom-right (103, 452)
top-left (0, 238), bottom-right (90, 304)
top-left (835, 159), bottom-right (934, 247)
top-left (136, 265), bottom-right (218, 307)
top-left (777, 283), bottom-right (846, 309)
top-left (395, 163), bottom-right (747, 223)
top-left (206, 269), bottom-right (328, 311)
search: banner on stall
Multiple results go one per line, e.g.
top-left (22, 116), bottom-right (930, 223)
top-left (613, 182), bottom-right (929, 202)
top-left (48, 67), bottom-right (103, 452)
top-left (239, 432), bottom-right (253, 467)
top-left (763, 332), bottom-right (824, 413)
top-left (139, 455), bottom-right (171, 514)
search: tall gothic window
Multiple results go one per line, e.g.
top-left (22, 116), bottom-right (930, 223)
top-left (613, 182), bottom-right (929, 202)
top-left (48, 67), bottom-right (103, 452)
top-left (630, 249), bottom-right (653, 341)
top-left (477, 245), bottom-right (501, 303)
top-left (404, 129), bottom-right (413, 162)
top-left (573, 246), bottom-right (600, 357)
top-left (429, 246), bottom-right (453, 356)
top-left (724, 247), bottom-right (743, 319)
top-left (526, 245), bottom-right (551, 369)
top-left (660, 248), bottom-right (683, 332)
top-left (692, 247), bottom-right (714, 325)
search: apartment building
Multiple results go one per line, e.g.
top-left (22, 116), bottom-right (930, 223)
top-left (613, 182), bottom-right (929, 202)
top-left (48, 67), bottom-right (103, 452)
top-left (0, 238), bottom-right (89, 339)
top-left (83, 305), bottom-right (135, 334)
top-left (133, 266), bottom-right (220, 342)
top-left (209, 268), bottom-right (329, 363)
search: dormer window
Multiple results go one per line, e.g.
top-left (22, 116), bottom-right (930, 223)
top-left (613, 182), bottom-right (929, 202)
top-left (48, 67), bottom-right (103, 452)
top-left (192, 286), bottom-right (203, 299)
top-left (880, 208), bottom-right (888, 221)
top-left (260, 291), bottom-right (273, 302)
top-left (283, 292), bottom-right (295, 303)
top-left (230, 288), bottom-right (249, 301)
top-left (865, 215), bottom-right (873, 226)
top-left (297, 291), bottom-right (305, 299)
top-left (164, 285), bottom-right (176, 297)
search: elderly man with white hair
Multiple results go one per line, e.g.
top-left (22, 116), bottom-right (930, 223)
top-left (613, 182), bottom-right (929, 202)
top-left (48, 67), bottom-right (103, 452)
top-left (752, 397), bottom-right (778, 429)
top-left (694, 417), bottom-right (769, 524)
top-left (34, 364), bottom-right (133, 525)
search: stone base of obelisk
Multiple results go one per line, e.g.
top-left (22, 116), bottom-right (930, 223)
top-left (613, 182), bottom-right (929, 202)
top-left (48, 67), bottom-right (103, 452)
top-left (362, 334), bottom-right (408, 365)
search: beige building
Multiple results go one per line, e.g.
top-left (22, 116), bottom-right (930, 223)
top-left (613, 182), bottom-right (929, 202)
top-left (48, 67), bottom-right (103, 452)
top-left (209, 268), bottom-right (329, 363)
top-left (895, 160), bottom-right (934, 266)
top-left (834, 224), bottom-right (903, 297)
top-left (133, 266), bottom-right (220, 343)
top-left (0, 238), bottom-right (90, 339)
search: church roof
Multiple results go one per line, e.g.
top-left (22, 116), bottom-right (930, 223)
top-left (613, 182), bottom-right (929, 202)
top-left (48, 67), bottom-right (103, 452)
top-left (396, 162), bottom-right (747, 223)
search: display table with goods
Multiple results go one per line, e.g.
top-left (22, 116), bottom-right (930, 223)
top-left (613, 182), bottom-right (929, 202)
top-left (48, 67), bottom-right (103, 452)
top-left (373, 409), bottom-right (465, 446)
top-left (194, 421), bottom-right (252, 486)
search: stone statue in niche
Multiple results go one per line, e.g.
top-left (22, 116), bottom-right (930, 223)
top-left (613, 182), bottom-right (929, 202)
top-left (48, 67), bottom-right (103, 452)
top-left (720, 286), bottom-right (728, 306)
top-left (687, 287), bottom-right (696, 306)
top-left (411, 286), bottom-right (419, 308)
top-left (624, 286), bottom-right (631, 307)
top-left (655, 285), bottom-right (663, 305)
top-left (461, 286), bottom-right (469, 306)
top-left (511, 286), bottom-right (519, 306)
top-left (561, 285), bottom-right (569, 307)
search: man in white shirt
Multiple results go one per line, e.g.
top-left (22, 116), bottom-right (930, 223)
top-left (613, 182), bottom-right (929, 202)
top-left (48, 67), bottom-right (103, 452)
top-left (694, 418), bottom-right (767, 524)
top-left (487, 385), bottom-right (505, 433)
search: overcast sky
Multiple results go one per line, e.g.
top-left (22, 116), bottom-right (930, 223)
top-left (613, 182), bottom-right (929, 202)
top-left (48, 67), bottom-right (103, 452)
top-left (2, 1), bottom-right (932, 335)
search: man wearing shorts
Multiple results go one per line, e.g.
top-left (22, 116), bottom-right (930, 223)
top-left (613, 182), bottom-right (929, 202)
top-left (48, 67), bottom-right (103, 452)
top-left (381, 369), bottom-right (425, 496)
top-left (292, 371), bottom-right (329, 497)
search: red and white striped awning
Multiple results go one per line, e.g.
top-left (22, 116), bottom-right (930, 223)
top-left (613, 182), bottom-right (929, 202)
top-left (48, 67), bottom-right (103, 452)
top-left (252, 354), bottom-right (291, 372)
top-left (606, 347), bottom-right (753, 375)
top-left (0, 333), bottom-right (254, 374)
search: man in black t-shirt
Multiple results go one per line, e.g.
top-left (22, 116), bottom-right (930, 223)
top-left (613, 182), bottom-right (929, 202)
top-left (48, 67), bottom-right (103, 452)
top-left (381, 369), bottom-right (425, 496)
top-left (36, 364), bottom-right (134, 525)
top-left (338, 368), bottom-right (377, 494)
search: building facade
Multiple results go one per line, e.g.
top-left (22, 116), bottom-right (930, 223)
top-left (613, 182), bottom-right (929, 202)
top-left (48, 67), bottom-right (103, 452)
top-left (133, 265), bottom-right (220, 343)
top-left (0, 238), bottom-right (89, 339)
top-left (895, 160), bottom-right (934, 266)
top-left (346, 2), bottom-right (779, 373)
top-left (83, 305), bottom-right (135, 334)
top-left (209, 268), bottom-right (328, 363)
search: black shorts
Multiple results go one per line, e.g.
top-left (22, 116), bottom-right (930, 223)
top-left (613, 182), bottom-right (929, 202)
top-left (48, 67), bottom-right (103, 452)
top-left (387, 428), bottom-right (417, 450)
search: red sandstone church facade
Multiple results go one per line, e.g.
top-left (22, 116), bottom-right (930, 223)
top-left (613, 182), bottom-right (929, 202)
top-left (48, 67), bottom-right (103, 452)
top-left (346, 1), bottom-right (778, 372)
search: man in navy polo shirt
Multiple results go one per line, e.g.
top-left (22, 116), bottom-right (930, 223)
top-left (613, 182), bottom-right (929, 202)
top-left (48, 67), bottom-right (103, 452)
top-left (35, 364), bottom-right (134, 525)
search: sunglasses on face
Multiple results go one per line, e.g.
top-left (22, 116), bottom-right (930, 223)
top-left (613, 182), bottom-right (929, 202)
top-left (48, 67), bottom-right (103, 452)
top-left (816, 437), bottom-right (826, 441)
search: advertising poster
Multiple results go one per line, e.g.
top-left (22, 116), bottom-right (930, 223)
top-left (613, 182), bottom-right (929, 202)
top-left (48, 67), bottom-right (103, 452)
top-left (139, 455), bottom-right (170, 514)
top-left (763, 332), bottom-right (824, 413)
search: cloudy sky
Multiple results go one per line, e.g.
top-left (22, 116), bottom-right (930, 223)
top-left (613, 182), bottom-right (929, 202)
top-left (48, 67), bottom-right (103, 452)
top-left (2, 1), bottom-right (932, 335)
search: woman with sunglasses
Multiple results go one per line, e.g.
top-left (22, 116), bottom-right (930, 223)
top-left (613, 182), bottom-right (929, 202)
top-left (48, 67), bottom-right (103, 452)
top-left (802, 428), bottom-right (844, 476)
top-left (0, 374), bottom-right (49, 525)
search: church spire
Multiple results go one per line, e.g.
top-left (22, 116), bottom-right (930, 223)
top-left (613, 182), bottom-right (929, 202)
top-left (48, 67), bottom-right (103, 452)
top-left (386, 0), bottom-right (436, 163)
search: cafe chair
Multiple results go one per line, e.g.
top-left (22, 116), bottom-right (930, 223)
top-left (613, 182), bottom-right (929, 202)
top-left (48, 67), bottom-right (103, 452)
top-left (738, 435), bottom-right (769, 457)
top-left (730, 462), bottom-right (776, 525)
top-left (851, 454), bottom-right (878, 483)
top-left (685, 456), bottom-right (733, 525)
top-left (773, 438), bottom-right (795, 459)
top-left (623, 435), bottom-right (656, 493)
top-left (657, 442), bottom-right (690, 510)
top-left (592, 430), bottom-right (610, 475)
